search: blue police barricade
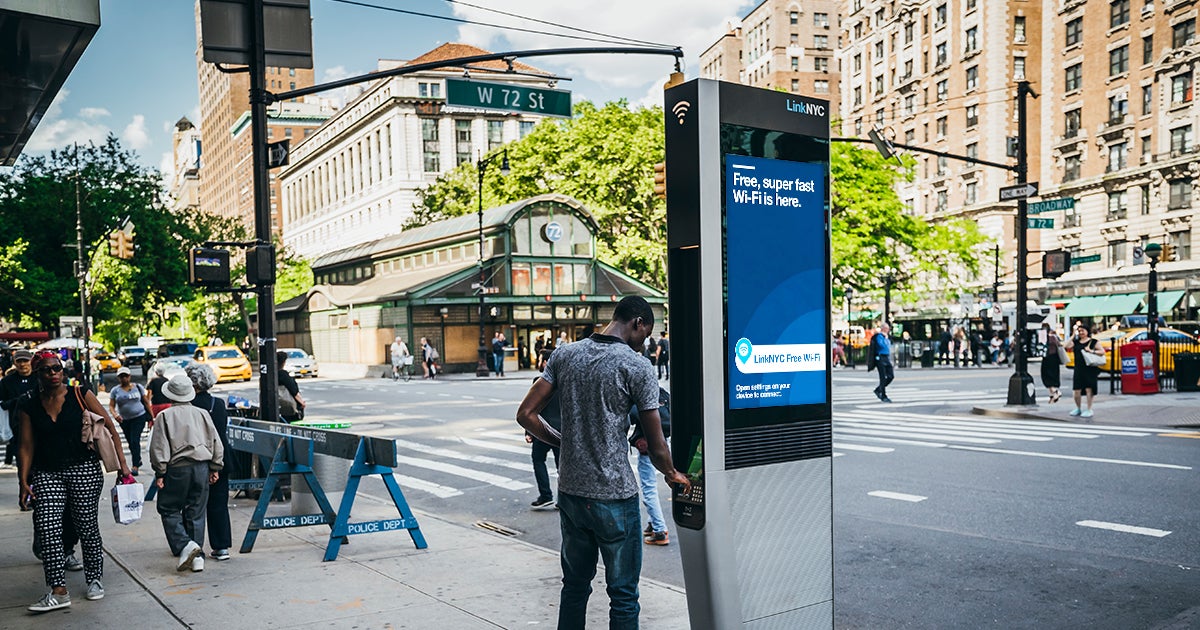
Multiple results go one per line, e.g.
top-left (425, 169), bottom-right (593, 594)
top-left (242, 419), bottom-right (427, 561)
top-left (231, 425), bottom-right (340, 554)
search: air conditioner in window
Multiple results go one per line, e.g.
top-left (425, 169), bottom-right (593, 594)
top-left (1187, 37), bottom-right (1197, 46)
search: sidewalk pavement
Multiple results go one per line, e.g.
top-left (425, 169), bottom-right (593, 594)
top-left (0, 468), bottom-right (688, 628)
top-left (972, 388), bottom-right (1200, 429)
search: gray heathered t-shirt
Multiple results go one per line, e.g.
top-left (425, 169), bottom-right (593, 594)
top-left (541, 333), bottom-right (659, 501)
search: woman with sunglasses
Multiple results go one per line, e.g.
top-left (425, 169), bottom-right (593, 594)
top-left (1065, 324), bottom-right (1105, 418)
top-left (16, 351), bottom-right (131, 613)
top-left (108, 366), bottom-right (153, 476)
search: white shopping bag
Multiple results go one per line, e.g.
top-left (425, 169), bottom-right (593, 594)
top-left (111, 482), bottom-right (144, 525)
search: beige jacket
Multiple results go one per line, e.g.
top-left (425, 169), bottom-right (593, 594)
top-left (149, 403), bottom-right (225, 476)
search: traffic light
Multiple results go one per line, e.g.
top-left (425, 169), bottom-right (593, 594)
top-left (652, 161), bottom-right (666, 200)
top-left (1043, 250), bottom-right (1071, 278)
top-left (1161, 243), bottom-right (1175, 262)
top-left (109, 230), bottom-right (122, 258)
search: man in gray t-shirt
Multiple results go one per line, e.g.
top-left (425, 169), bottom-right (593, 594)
top-left (518, 296), bottom-right (689, 629)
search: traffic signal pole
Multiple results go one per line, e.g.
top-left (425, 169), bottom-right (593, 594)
top-left (1006, 81), bottom-right (1036, 406)
top-left (249, 0), bottom-right (278, 423)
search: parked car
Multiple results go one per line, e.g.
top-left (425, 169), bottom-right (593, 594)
top-left (117, 346), bottom-right (146, 367)
top-left (1065, 327), bottom-right (1200, 373)
top-left (194, 345), bottom-right (253, 383)
top-left (280, 348), bottom-right (319, 378)
top-left (147, 357), bottom-right (197, 377)
top-left (94, 352), bottom-right (122, 373)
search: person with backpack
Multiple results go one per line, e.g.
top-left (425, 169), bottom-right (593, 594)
top-left (276, 351), bottom-right (305, 422)
top-left (628, 386), bottom-right (672, 545)
top-left (421, 338), bottom-right (439, 379)
top-left (526, 377), bottom-right (561, 510)
top-left (866, 322), bottom-right (894, 402)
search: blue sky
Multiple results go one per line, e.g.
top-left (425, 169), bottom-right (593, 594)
top-left (26, 0), bottom-right (752, 175)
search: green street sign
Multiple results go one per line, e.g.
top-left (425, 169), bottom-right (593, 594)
top-left (1028, 197), bottom-right (1075, 214)
top-left (1028, 218), bottom-right (1054, 229)
top-left (445, 78), bottom-right (572, 118)
top-left (1072, 254), bottom-right (1101, 265)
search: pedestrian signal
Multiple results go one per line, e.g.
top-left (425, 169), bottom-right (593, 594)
top-left (653, 161), bottom-right (666, 200)
top-left (1042, 250), bottom-right (1070, 279)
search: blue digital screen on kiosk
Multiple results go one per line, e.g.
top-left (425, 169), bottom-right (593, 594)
top-left (726, 154), bottom-right (827, 410)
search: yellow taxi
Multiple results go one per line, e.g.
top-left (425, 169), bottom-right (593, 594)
top-left (1064, 327), bottom-right (1200, 373)
top-left (193, 345), bottom-right (253, 383)
top-left (94, 352), bottom-right (122, 373)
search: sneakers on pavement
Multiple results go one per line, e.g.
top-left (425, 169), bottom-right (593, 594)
top-left (211, 549), bottom-right (230, 561)
top-left (881, 396), bottom-right (893, 403)
top-left (644, 531), bottom-right (669, 546)
top-left (1080, 409), bottom-right (1094, 418)
top-left (191, 556), bottom-right (204, 572)
top-left (177, 541), bottom-right (202, 572)
top-left (1069, 408), bottom-right (1082, 417)
top-left (86, 580), bottom-right (104, 601)
top-left (531, 497), bottom-right (555, 510)
top-left (64, 553), bottom-right (83, 571)
top-left (644, 523), bottom-right (654, 537)
top-left (28, 591), bottom-right (71, 613)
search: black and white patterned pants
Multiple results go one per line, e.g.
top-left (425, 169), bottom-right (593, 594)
top-left (32, 460), bottom-right (104, 588)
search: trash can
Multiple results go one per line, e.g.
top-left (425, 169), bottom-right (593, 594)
top-left (290, 420), bottom-right (353, 516)
top-left (1119, 340), bottom-right (1158, 395)
top-left (1175, 352), bottom-right (1200, 393)
top-left (921, 347), bottom-right (935, 368)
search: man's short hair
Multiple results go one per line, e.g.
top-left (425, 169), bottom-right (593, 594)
top-left (276, 350), bottom-right (289, 366)
top-left (612, 295), bottom-right (654, 327)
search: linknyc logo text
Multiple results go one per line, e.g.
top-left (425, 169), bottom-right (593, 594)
top-left (785, 98), bottom-right (825, 117)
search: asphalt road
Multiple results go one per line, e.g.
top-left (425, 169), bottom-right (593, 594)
top-left (201, 367), bottom-right (1199, 628)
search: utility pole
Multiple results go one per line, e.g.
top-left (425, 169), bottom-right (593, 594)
top-left (992, 244), bottom-right (1000, 304)
top-left (1006, 80), bottom-right (1037, 406)
top-left (74, 158), bottom-right (92, 391)
top-left (249, 0), bottom-right (278, 423)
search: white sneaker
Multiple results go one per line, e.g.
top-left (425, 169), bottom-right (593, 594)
top-left (1080, 409), bottom-right (1094, 418)
top-left (86, 580), bottom-right (104, 601)
top-left (191, 556), bottom-right (204, 572)
top-left (177, 541), bottom-right (202, 572)
top-left (1069, 408), bottom-right (1082, 417)
top-left (28, 591), bottom-right (71, 613)
top-left (64, 552), bottom-right (83, 571)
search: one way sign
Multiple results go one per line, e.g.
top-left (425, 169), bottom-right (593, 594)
top-left (268, 140), bottom-right (290, 169)
top-left (999, 182), bottom-right (1038, 201)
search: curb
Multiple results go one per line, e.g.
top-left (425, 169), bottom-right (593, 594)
top-left (971, 406), bottom-right (1200, 430)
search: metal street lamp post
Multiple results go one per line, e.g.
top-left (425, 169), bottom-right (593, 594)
top-left (476, 149), bottom-right (509, 377)
top-left (1145, 243), bottom-right (1162, 353)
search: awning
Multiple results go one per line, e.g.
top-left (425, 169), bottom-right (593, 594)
top-left (1093, 292), bottom-right (1144, 317)
top-left (1063, 296), bottom-right (1105, 317)
top-left (1154, 290), bottom-right (1186, 311)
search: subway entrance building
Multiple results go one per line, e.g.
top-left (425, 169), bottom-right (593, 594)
top-left (277, 194), bottom-right (666, 371)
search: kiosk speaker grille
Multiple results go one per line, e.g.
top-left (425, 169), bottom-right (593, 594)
top-left (725, 421), bottom-right (831, 470)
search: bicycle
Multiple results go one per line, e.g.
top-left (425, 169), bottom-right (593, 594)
top-left (392, 355), bottom-right (413, 382)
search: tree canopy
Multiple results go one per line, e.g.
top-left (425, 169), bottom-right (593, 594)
top-left (411, 101), bottom-right (989, 301)
top-left (412, 100), bottom-right (667, 289)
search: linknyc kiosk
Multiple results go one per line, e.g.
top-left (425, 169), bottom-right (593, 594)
top-left (665, 79), bottom-right (833, 629)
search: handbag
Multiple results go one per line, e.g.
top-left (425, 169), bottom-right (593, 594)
top-left (76, 387), bottom-right (120, 472)
top-left (1055, 343), bottom-right (1069, 364)
top-left (1082, 343), bottom-right (1106, 367)
top-left (0, 407), bottom-right (11, 443)
top-left (277, 384), bottom-right (298, 418)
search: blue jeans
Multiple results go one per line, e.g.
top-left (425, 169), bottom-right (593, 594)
top-left (637, 454), bottom-right (666, 534)
top-left (556, 492), bottom-right (642, 630)
top-left (493, 351), bottom-right (505, 375)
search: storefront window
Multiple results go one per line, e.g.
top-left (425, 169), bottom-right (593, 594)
top-left (574, 263), bottom-right (593, 293)
top-left (555, 306), bottom-right (574, 320)
top-left (533, 305), bottom-right (553, 320)
top-left (513, 305), bottom-right (533, 321)
top-left (513, 216), bottom-right (531, 254)
top-left (532, 263), bottom-right (552, 295)
top-left (530, 207), bottom-right (553, 256)
top-left (510, 262), bottom-right (531, 295)
top-left (553, 264), bottom-right (573, 294)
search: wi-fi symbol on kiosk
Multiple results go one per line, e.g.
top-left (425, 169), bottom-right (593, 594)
top-left (672, 101), bottom-right (691, 124)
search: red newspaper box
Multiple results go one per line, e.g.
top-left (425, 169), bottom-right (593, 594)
top-left (1120, 340), bottom-right (1158, 395)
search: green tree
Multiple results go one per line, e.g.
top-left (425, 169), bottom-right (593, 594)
top-left (412, 100), bottom-right (668, 289)
top-left (0, 137), bottom-right (211, 341)
top-left (830, 141), bottom-right (988, 303)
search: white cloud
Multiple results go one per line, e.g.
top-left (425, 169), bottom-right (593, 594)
top-left (159, 151), bottom-right (175, 182)
top-left (25, 90), bottom-right (113, 151)
top-left (321, 65), bottom-right (364, 108)
top-left (122, 114), bottom-right (150, 151)
top-left (451, 2), bottom-right (752, 94)
top-left (79, 107), bottom-right (110, 119)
